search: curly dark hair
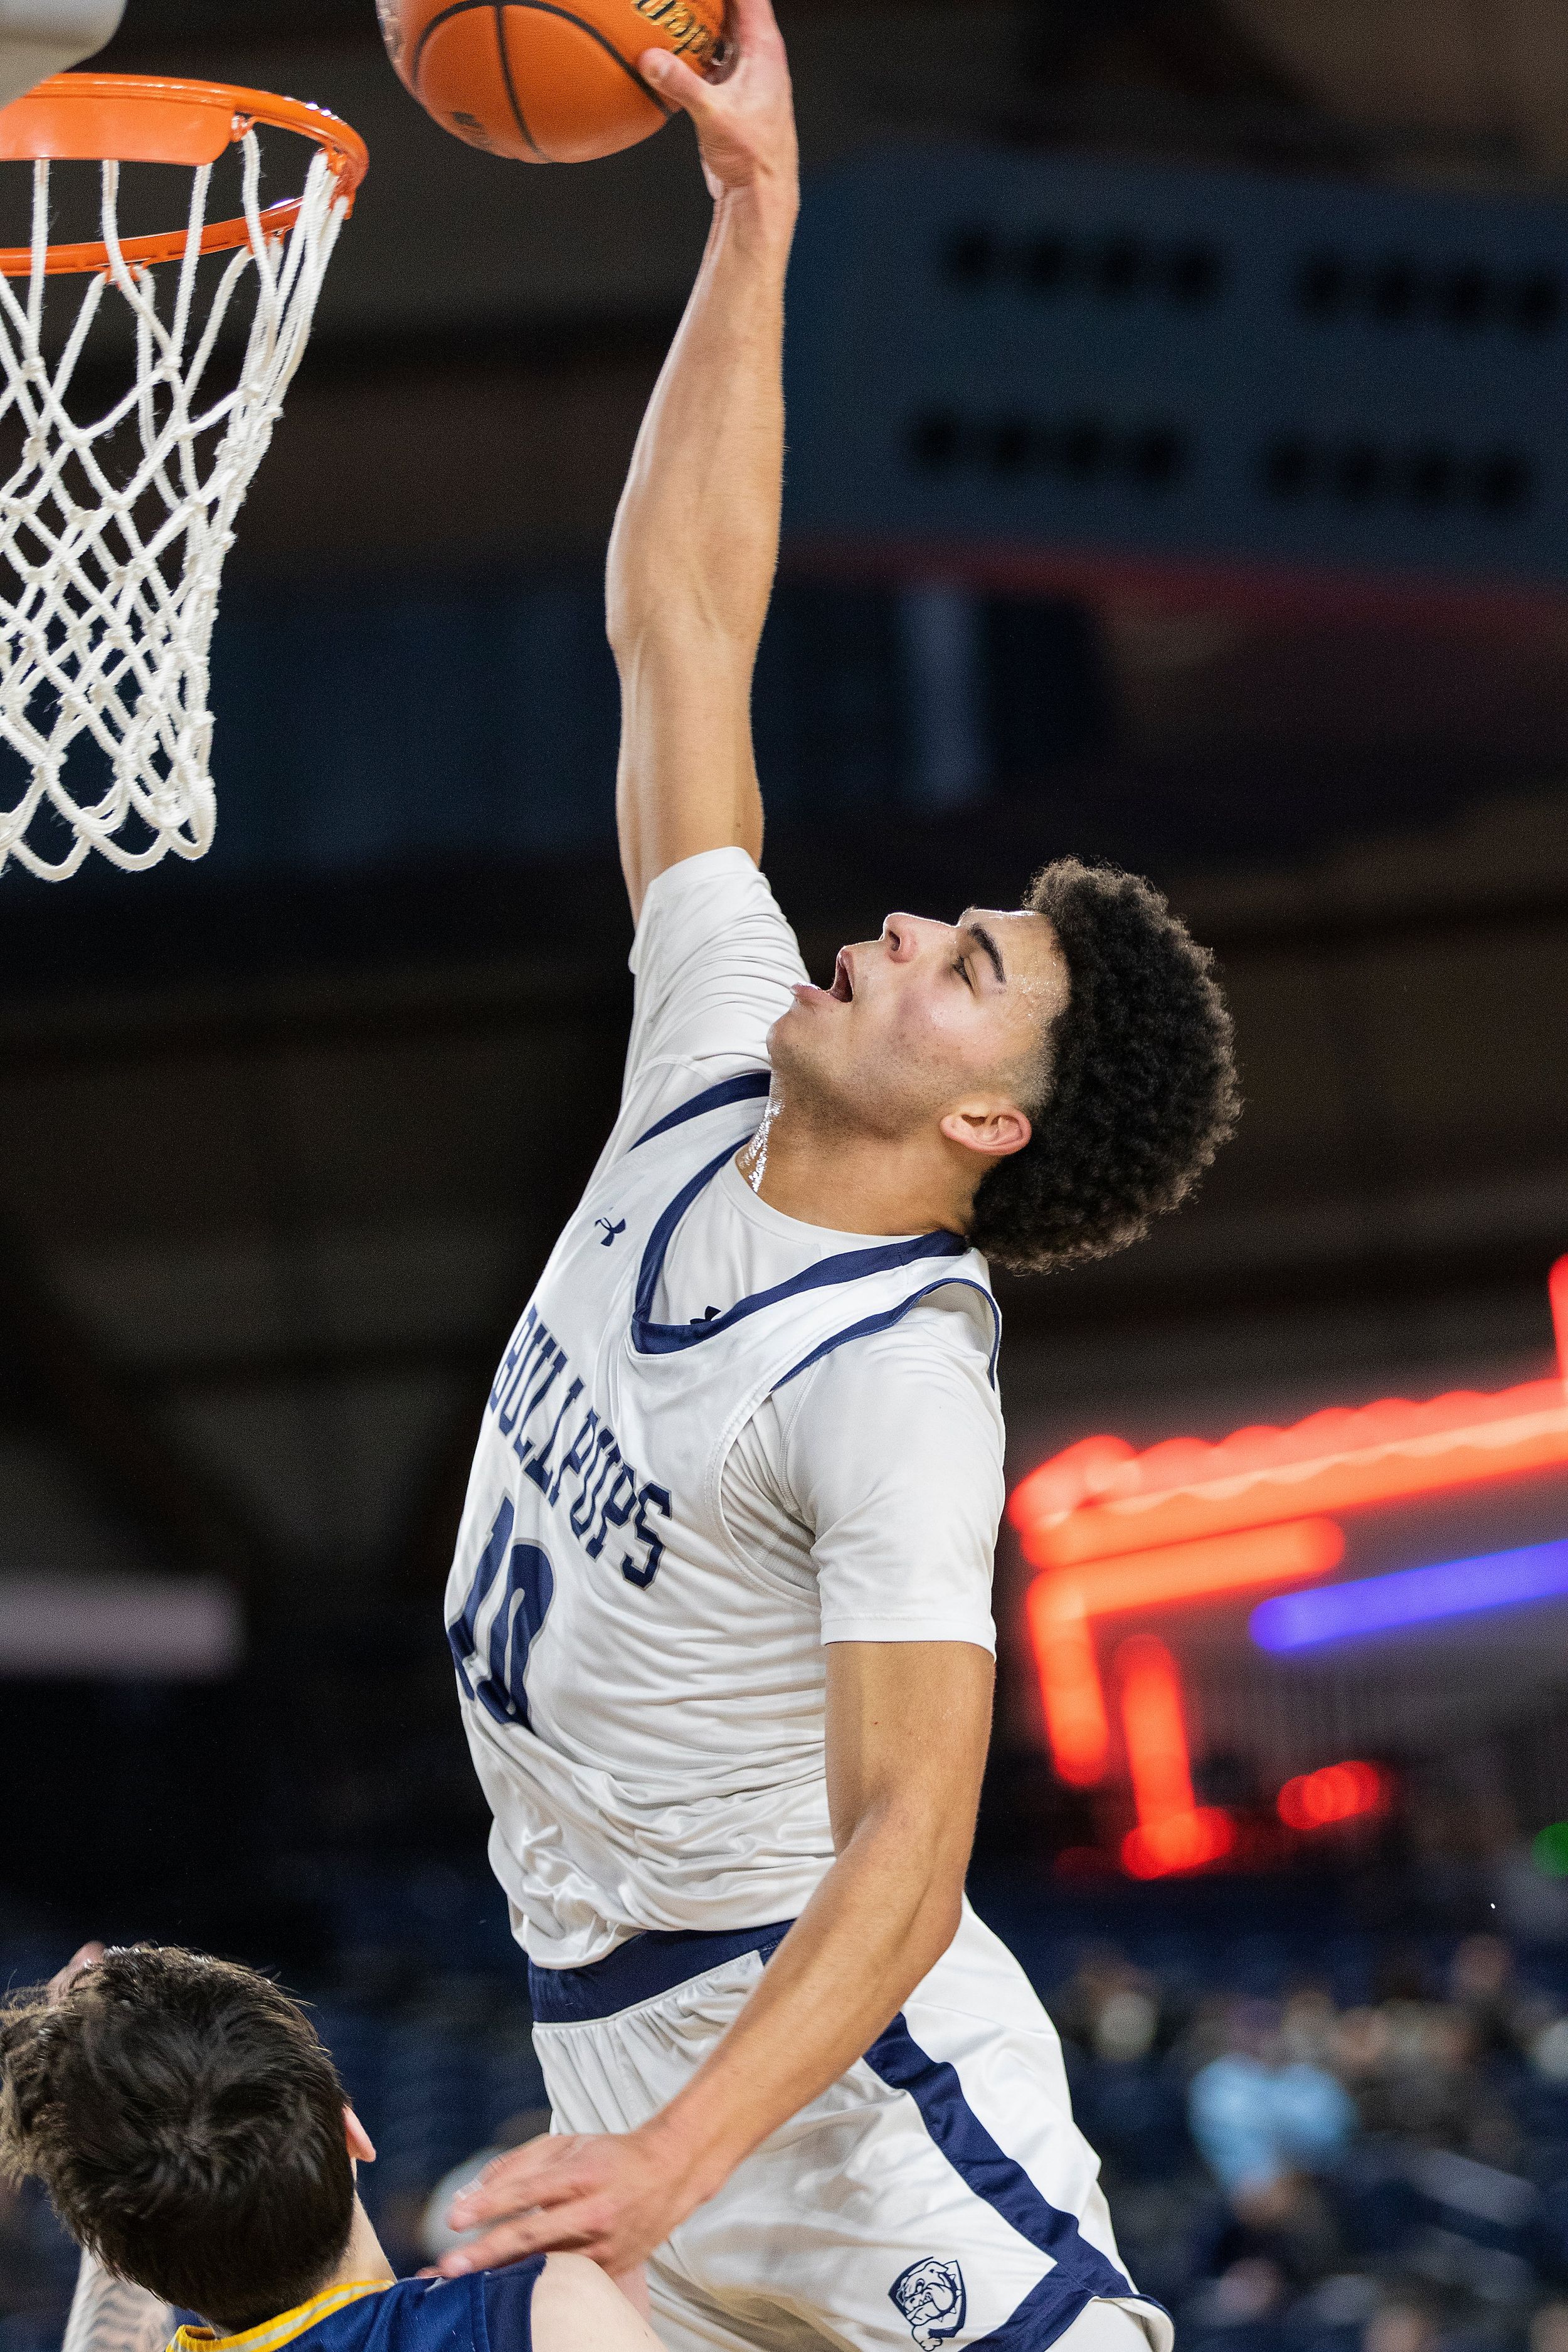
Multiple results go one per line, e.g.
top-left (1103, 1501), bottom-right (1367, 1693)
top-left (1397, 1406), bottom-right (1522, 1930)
top-left (970, 857), bottom-right (1240, 1275)
top-left (0, 1945), bottom-right (354, 2334)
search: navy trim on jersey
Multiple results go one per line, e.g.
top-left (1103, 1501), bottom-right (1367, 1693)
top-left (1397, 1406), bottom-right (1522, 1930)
top-left (864, 2017), bottom-right (1136, 2312)
top-left (632, 1144), bottom-right (968, 1357)
top-left (528, 1919), bottom-right (795, 2024)
top-left (478, 2260), bottom-right (546, 2352)
top-left (970, 2274), bottom-right (1096, 2351)
top-left (631, 1068), bottom-right (771, 1150)
top-left (775, 1275), bottom-right (1002, 1391)
top-left (971, 2274), bottom-right (1170, 2352)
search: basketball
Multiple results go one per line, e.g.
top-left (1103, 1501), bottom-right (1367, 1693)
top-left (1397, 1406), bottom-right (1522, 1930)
top-left (378, 0), bottom-right (726, 166)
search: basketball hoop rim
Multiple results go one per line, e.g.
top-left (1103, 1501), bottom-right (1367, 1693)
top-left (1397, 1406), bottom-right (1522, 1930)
top-left (0, 74), bottom-right (368, 278)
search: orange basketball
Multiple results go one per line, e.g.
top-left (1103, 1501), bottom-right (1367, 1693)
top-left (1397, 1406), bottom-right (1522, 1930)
top-left (379, 0), bottom-right (726, 166)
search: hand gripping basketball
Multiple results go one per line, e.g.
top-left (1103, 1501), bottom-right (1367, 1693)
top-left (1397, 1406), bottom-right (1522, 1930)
top-left (380, 0), bottom-right (727, 166)
top-left (638, 0), bottom-right (796, 204)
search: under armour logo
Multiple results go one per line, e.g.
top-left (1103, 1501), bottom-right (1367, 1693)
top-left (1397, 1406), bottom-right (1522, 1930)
top-left (890, 2259), bottom-right (967, 2351)
top-left (594, 1217), bottom-right (627, 1247)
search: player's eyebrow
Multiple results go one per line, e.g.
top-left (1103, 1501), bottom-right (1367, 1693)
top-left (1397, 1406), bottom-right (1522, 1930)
top-left (961, 918), bottom-right (1007, 988)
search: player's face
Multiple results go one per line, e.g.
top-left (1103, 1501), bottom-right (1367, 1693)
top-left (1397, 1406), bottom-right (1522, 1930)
top-left (769, 905), bottom-right (1069, 1142)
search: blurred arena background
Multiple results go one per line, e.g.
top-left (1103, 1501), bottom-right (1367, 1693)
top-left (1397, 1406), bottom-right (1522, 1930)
top-left (7, 1), bottom-right (1568, 2345)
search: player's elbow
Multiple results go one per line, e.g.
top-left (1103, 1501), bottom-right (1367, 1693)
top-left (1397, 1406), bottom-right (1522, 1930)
top-left (923, 1860), bottom-right (968, 1949)
top-left (607, 586), bottom-right (761, 676)
top-left (606, 532), bottom-right (773, 671)
top-left (914, 1883), bottom-right (965, 1979)
top-left (859, 1796), bottom-right (973, 1964)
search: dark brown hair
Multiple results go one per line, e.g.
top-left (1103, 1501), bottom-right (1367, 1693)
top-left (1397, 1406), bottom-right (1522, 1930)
top-left (970, 857), bottom-right (1240, 1274)
top-left (0, 1946), bottom-right (355, 2335)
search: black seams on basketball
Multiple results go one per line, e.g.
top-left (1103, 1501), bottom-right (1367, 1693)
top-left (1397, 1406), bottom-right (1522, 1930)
top-left (381, 0), bottom-right (724, 166)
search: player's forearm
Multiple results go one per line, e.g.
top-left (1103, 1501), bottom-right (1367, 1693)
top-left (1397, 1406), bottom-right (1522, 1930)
top-left (608, 182), bottom-right (794, 665)
top-left (641, 1797), bottom-right (970, 2201)
top-left (62, 2252), bottom-right (172, 2352)
top-left (439, 1636), bottom-right (993, 2277)
top-left (608, 180), bottom-right (795, 908)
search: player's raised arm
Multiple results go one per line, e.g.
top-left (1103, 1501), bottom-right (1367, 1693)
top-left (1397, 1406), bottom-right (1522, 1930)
top-left (606, 0), bottom-right (798, 922)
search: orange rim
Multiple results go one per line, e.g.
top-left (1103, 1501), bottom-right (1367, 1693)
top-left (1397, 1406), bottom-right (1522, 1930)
top-left (0, 75), bottom-right (368, 278)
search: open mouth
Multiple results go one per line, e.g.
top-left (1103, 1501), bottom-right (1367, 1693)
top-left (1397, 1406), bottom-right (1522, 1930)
top-left (790, 951), bottom-right (856, 1011)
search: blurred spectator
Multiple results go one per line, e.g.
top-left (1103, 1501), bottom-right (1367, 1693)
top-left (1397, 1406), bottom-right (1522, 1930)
top-left (1334, 1988), bottom-right (1523, 2166)
top-left (1533, 2017), bottom-right (1568, 2083)
top-left (1182, 2250), bottom-right (1289, 2340)
top-left (1532, 2302), bottom-right (1568, 2352)
top-left (1281, 1988), bottom-right (1340, 2071)
top-left (1188, 1999), bottom-right (1355, 2294)
top-left (1095, 1983), bottom-right (1162, 2065)
top-left (1362, 2294), bottom-right (1440, 2352)
top-left (1189, 1999), bottom-right (1359, 2204)
top-left (1448, 1933), bottom-right (1551, 2060)
top-left (1449, 1934), bottom-right (1514, 2025)
top-left (1054, 1944), bottom-right (1164, 2062)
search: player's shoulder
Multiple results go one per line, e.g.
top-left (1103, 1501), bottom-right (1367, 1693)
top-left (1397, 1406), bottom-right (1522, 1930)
top-left (524, 2257), bottom-right (660, 2351)
top-left (836, 1274), bottom-right (1002, 1391)
top-left (630, 845), bottom-right (795, 971)
top-left (784, 1283), bottom-right (1004, 1451)
top-left (349, 2260), bottom-right (559, 2352)
top-left (326, 2271), bottom-right (511, 2352)
top-left (770, 1288), bottom-right (1007, 1542)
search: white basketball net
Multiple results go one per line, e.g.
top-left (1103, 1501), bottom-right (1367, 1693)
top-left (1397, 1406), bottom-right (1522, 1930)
top-left (0, 130), bottom-right (349, 881)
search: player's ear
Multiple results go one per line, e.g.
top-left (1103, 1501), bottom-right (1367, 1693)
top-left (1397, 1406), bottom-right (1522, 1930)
top-left (344, 2107), bottom-right (377, 2163)
top-left (939, 1100), bottom-right (1032, 1163)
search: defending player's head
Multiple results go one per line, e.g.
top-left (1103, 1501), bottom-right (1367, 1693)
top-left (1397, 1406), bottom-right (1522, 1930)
top-left (768, 855), bottom-right (1239, 1274)
top-left (0, 1945), bottom-right (359, 2334)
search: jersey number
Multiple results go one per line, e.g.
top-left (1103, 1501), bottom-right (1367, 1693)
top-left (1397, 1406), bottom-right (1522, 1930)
top-left (448, 1498), bottom-right (555, 1730)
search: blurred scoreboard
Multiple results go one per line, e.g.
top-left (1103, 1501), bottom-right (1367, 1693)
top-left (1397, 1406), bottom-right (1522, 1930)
top-left (783, 146), bottom-right (1568, 596)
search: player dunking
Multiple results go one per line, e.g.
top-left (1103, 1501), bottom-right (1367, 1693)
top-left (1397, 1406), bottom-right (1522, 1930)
top-left (435, 2), bottom-right (1239, 2344)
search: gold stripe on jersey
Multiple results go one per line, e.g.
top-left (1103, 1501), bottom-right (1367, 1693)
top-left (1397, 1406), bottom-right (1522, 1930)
top-left (171, 2279), bottom-right (391, 2352)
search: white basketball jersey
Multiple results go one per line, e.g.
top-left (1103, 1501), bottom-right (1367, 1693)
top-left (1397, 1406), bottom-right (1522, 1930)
top-left (445, 1066), bottom-right (1000, 1968)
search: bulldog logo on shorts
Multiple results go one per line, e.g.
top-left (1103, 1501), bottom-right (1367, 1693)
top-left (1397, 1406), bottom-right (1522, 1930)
top-left (889, 2257), bottom-right (967, 2349)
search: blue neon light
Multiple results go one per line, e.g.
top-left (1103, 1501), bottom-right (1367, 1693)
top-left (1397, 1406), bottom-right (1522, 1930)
top-left (1250, 1539), bottom-right (1568, 1653)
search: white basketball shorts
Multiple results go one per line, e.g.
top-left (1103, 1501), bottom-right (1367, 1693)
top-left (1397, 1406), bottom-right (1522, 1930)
top-left (527, 1900), bottom-right (1172, 2352)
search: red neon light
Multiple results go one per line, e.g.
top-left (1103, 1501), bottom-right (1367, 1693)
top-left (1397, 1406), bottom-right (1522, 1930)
top-left (1013, 1381), bottom-right (1568, 1567)
top-left (1028, 1590), bottom-right (1110, 1787)
top-left (1011, 1260), bottom-right (1568, 1572)
top-left (1278, 1759), bottom-right (1389, 1831)
top-left (1029, 1518), bottom-right (1347, 1611)
top-left (1027, 1520), bottom-right (1345, 1788)
top-left (1119, 1634), bottom-right (1195, 1817)
top-left (1123, 1808), bottom-right (1236, 1878)
top-left (1115, 1634), bottom-right (1234, 1877)
top-left (1014, 1260), bottom-right (1568, 1789)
